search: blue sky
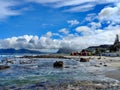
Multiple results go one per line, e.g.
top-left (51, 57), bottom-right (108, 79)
top-left (0, 0), bottom-right (120, 50)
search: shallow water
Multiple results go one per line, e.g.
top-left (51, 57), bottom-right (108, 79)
top-left (0, 55), bottom-right (119, 89)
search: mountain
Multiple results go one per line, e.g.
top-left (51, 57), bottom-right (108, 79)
top-left (57, 47), bottom-right (75, 54)
top-left (84, 44), bottom-right (112, 53)
top-left (88, 44), bottom-right (111, 49)
top-left (0, 48), bottom-right (43, 54)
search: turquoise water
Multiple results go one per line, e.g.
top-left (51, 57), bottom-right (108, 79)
top-left (0, 55), bottom-right (119, 88)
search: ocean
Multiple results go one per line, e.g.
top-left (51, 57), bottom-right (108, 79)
top-left (0, 54), bottom-right (119, 89)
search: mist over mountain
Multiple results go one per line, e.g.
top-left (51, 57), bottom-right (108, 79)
top-left (57, 47), bottom-right (75, 54)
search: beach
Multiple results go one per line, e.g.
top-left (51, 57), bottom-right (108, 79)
top-left (65, 55), bottom-right (120, 80)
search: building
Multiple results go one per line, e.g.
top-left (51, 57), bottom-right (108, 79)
top-left (110, 34), bottom-right (120, 52)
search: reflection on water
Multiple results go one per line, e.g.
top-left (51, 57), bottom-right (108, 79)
top-left (0, 55), bottom-right (119, 88)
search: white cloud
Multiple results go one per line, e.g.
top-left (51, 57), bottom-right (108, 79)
top-left (26, 0), bottom-right (62, 4)
top-left (59, 28), bottom-right (69, 34)
top-left (25, 0), bottom-right (120, 12)
top-left (0, 0), bottom-right (119, 20)
top-left (90, 22), bottom-right (101, 29)
top-left (0, 34), bottom-right (60, 49)
top-left (0, 0), bottom-right (19, 19)
top-left (46, 31), bottom-right (52, 37)
top-left (0, 0), bottom-right (120, 51)
top-left (76, 26), bottom-right (94, 36)
top-left (53, 0), bottom-right (95, 8)
top-left (76, 26), bottom-right (91, 32)
top-left (64, 4), bottom-right (95, 12)
top-left (99, 3), bottom-right (120, 24)
top-left (67, 19), bottom-right (79, 26)
top-left (96, 0), bottom-right (119, 4)
top-left (0, 27), bottom-right (120, 50)
top-left (27, 0), bottom-right (119, 8)
top-left (85, 13), bottom-right (97, 21)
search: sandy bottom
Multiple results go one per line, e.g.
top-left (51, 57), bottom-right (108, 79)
top-left (105, 70), bottom-right (120, 81)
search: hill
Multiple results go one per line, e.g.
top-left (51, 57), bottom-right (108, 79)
top-left (57, 47), bottom-right (74, 54)
top-left (0, 48), bottom-right (42, 54)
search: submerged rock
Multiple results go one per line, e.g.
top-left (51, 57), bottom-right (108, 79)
top-left (64, 66), bottom-right (70, 68)
top-left (104, 65), bottom-right (107, 67)
top-left (80, 58), bottom-right (89, 62)
top-left (0, 65), bottom-right (10, 70)
top-left (19, 60), bottom-right (32, 64)
top-left (94, 65), bottom-right (101, 67)
top-left (53, 61), bottom-right (64, 68)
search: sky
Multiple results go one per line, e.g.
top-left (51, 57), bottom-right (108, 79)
top-left (0, 0), bottom-right (120, 51)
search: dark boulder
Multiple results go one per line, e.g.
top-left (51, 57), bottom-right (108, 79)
top-left (0, 65), bottom-right (10, 70)
top-left (53, 61), bottom-right (64, 68)
top-left (80, 58), bottom-right (89, 62)
top-left (104, 65), bottom-right (107, 67)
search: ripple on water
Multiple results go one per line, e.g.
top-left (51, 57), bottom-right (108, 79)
top-left (0, 58), bottom-right (119, 88)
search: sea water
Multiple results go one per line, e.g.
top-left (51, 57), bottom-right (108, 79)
top-left (0, 55), bottom-right (119, 88)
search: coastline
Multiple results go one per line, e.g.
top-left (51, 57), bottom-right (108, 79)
top-left (0, 54), bottom-right (120, 89)
top-left (20, 54), bottom-right (120, 81)
top-left (17, 54), bottom-right (120, 81)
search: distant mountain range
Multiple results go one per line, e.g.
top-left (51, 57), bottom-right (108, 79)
top-left (1, 45), bottom-right (111, 54)
top-left (0, 48), bottom-right (43, 54)
top-left (0, 48), bottom-right (75, 54)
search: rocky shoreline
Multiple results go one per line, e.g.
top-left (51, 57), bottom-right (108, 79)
top-left (0, 55), bottom-right (120, 90)
top-left (1, 80), bottom-right (120, 90)
top-left (20, 54), bottom-right (69, 59)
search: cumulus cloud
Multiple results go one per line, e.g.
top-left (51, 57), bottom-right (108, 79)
top-left (99, 3), bottom-right (120, 24)
top-left (59, 28), bottom-right (69, 34)
top-left (76, 26), bottom-right (91, 32)
top-left (85, 13), bottom-right (97, 22)
top-left (75, 26), bottom-right (94, 36)
top-left (0, 27), bottom-right (120, 50)
top-left (46, 32), bottom-right (53, 37)
top-left (63, 29), bottom-right (120, 50)
top-left (0, 34), bottom-right (59, 50)
top-left (90, 22), bottom-right (101, 29)
top-left (67, 19), bottom-right (79, 26)
top-left (0, 0), bottom-right (19, 19)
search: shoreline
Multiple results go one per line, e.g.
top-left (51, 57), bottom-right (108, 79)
top-left (105, 70), bottom-right (120, 81)
top-left (0, 54), bottom-right (120, 89)
top-left (19, 54), bottom-right (120, 81)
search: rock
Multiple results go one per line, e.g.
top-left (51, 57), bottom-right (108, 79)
top-left (110, 60), bottom-right (112, 61)
top-left (53, 61), bottom-right (64, 68)
top-left (104, 65), bottom-right (107, 67)
top-left (98, 57), bottom-right (101, 60)
top-left (6, 60), bottom-right (14, 64)
top-left (94, 65), bottom-right (101, 67)
top-left (80, 58), bottom-right (89, 62)
top-left (0, 65), bottom-right (10, 70)
top-left (64, 66), bottom-right (70, 68)
top-left (19, 60), bottom-right (32, 64)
